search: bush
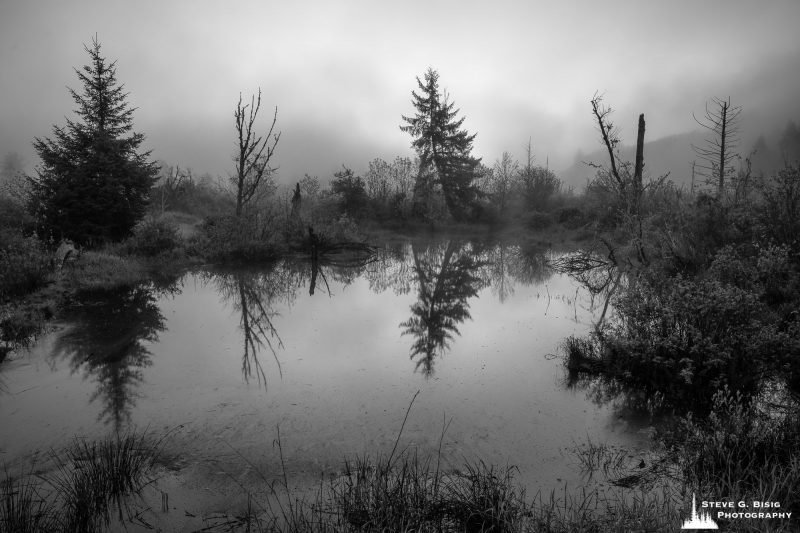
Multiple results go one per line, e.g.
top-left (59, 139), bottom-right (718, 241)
top-left (0, 229), bottom-right (52, 302)
top-left (555, 206), bottom-right (587, 229)
top-left (600, 243), bottom-right (800, 407)
top-left (124, 217), bottom-right (181, 257)
top-left (63, 251), bottom-right (144, 291)
top-left (193, 214), bottom-right (278, 262)
top-left (758, 164), bottom-right (800, 249)
top-left (316, 214), bottom-right (364, 244)
top-left (523, 210), bottom-right (553, 230)
top-left (674, 390), bottom-right (800, 512)
top-left (0, 197), bottom-right (35, 233)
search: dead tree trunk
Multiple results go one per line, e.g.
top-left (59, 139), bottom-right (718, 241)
top-left (692, 97), bottom-right (741, 200)
top-left (233, 89), bottom-right (280, 217)
top-left (634, 113), bottom-right (645, 194)
top-left (717, 100), bottom-right (728, 198)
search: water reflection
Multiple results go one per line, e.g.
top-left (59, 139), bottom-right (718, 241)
top-left (307, 250), bottom-right (382, 297)
top-left (401, 241), bottom-right (487, 376)
top-left (553, 254), bottom-right (665, 420)
top-left (44, 241), bottom-right (561, 413)
top-left (206, 269), bottom-right (289, 387)
top-left (52, 283), bottom-right (172, 431)
top-left (478, 243), bottom-right (552, 302)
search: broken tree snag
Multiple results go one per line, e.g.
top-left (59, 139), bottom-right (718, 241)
top-left (634, 113), bottom-right (645, 192)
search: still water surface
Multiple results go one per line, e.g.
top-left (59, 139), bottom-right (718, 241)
top-left (1, 238), bottom-right (648, 508)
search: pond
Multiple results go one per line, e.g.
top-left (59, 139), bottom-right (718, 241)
top-left (0, 237), bottom-right (650, 516)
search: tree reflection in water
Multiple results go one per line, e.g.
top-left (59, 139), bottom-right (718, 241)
top-left (53, 282), bottom-right (173, 431)
top-left (207, 269), bottom-right (290, 387)
top-left (477, 242), bottom-right (553, 303)
top-left (401, 241), bottom-right (486, 376)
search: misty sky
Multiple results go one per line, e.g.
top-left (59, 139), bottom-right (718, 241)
top-left (2, 0), bottom-right (799, 184)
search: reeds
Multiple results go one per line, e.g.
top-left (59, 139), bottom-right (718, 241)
top-left (1, 429), bottom-right (163, 533)
top-left (0, 470), bottom-right (58, 533)
top-left (562, 335), bottom-right (605, 375)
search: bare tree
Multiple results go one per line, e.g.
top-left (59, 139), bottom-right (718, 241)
top-left (692, 97), bottom-right (741, 198)
top-left (517, 139), bottom-right (560, 209)
top-left (155, 163), bottom-right (192, 213)
top-left (365, 157), bottom-right (392, 204)
top-left (491, 151), bottom-right (519, 210)
top-left (591, 93), bottom-right (629, 192)
top-left (589, 94), bottom-right (648, 265)
top-left (233, 89), bottom-right (281, 216)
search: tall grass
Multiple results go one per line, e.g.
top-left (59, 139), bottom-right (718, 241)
top-left (0, 470), bottom-right (58, 533)
top-left (1, 429), bottom-right (163, 533)
top-left (62, 250), bottom-right (145, 291)
top-left (197, 392), bottom-right (683, 532)
top-left (673, 390), bottom-right (800, 515)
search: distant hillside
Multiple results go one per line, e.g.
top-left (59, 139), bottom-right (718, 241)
top-left (558, 130), bottom-right (706, 191)
top-left (558, 118), bottom-right (799, 192)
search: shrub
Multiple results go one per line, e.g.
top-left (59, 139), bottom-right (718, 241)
top-left (601, 243), bottom-right (800, 406)
top-left (0, 197), bottom-right (35, 233)
top-left (124, 217), bottom-right (181, 257)
top-left (194, 214), bottom-right (278, 262)
top-left (758, 164), bottom-right (800, 249)
top-left (0, 229), bottom-right (52, 302)
top-left (555, 206), bottom-right (586, 229)
top-left (523, 210), bottom-right (553, 230)
top-left (673, 390), bottom-right (800, 513)
top-left (63, 251), bottom-right (144, 291)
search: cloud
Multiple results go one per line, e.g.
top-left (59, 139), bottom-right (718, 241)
top-left (2, 0), bottom-right (799, 182)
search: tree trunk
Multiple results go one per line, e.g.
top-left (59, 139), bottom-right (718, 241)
top-left (718, 100), bottom-right (729, 198)
top-left (634, 113), bottom-right (645, 194)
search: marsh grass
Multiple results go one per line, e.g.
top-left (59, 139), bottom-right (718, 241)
top-left (47, 430), bottom-right (163, 531)
top-left (673, 390), bottom-right (800, 528)
top-left (440, 461), bottom-right (525, 532)
top-left (562, 335), bottom-right (605, 375)
top-left (529, 485), bottom-right (681, 532)
top-left (201, 392), bottom-right (682, 533)
top-left (569, 437), bottom-right (630, 480)
top-left (1, 429), bottom-right (163, 532)
top-left (62, 250), bottom-right (146, 292)
top-left (0, 470), bottom-right (58, 533)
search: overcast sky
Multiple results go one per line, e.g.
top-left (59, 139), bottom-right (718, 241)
top-left (2, 0), bottom-right (799, 184)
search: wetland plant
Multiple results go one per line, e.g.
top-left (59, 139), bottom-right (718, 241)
top-left (0, 429), bottom-right (163, 532)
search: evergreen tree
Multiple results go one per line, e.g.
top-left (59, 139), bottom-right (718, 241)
top-left (30, 37), bottom-right (158, 245)
top-left (330, 166), bottom-right (368, 217)
top-left (400, 68), bottom-right (481, 221)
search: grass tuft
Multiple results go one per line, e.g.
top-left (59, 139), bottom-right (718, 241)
top-left (0, 470), bottom-right (58, 533)
top-left (1, 429), bottom-right (163, 533)
top-left (47, 430), bottom-right (162, 531)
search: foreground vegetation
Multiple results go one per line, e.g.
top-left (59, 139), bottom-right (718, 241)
top-left (3, 405), bottom-right (797, 532)
top-left (1, 430), bottom-right (162, 532)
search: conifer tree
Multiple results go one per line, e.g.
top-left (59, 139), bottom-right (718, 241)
top-left (400, 68), bottom-right (481, 221)
top-left (30, 37), bottom-right (158, 245)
